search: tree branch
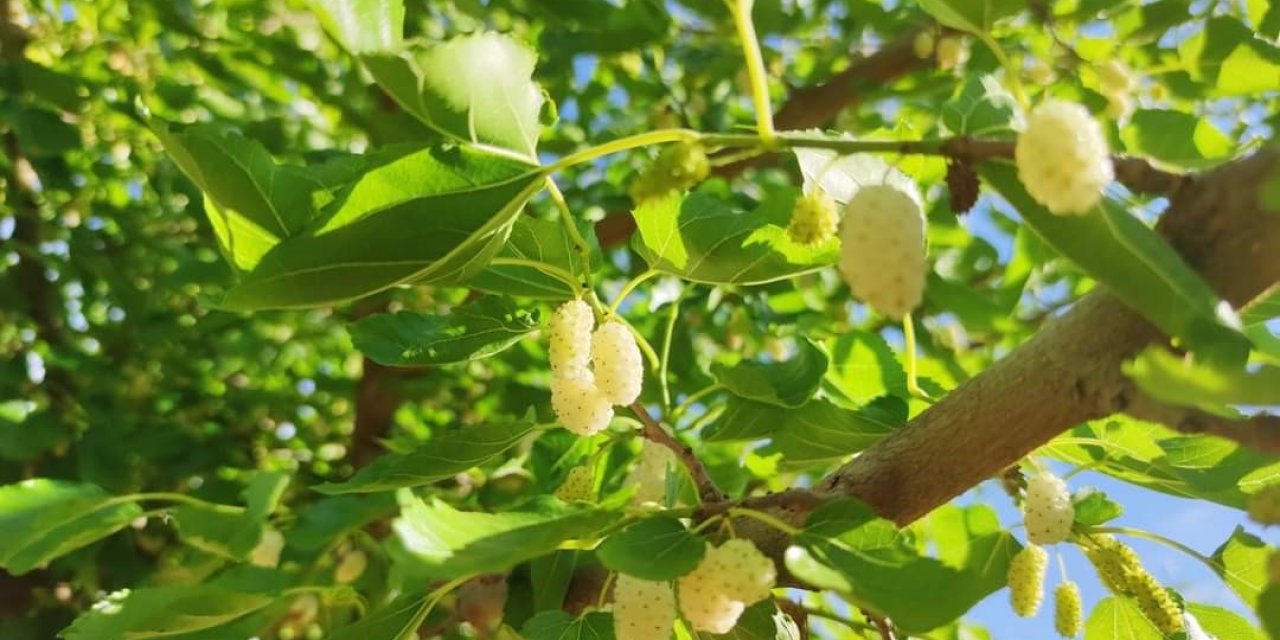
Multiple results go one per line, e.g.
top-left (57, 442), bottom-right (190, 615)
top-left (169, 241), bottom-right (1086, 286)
top-left (1119, 390), bottom-right (1280, 455)
top-left (629, 402), bottom-right (726, 503)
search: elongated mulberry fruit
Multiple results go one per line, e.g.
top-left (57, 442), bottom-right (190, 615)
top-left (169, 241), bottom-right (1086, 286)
top-left (1008, 545), bottom-right (1048, 617)
top-left (1130, 572), bottom-right (1183, 635)
top-left (837, 184), bottom-right (927, 320)
top-left (612, 574), bottom-right (676, 640)
top-left (1015, 99), bottom-right (1113, 215)
top-left (1083, 535), bottom-right (1143, 596)
top-left (787, 189), bottom-right (840, 245)
top-left (549, 299), bottom-right (595, 374)
top-left (592, 320), bottom-right (644, 406)
top-left (1024, 472), bottom-right (1074, 545)
top-left (554, 465), bottom-right (595, 502)
top-left (1054, 581), bottom-right (1082, 637)
top-left (550, 371), bottom-right (614, 436)
top-left (678, 540), bottom-right (776, 633)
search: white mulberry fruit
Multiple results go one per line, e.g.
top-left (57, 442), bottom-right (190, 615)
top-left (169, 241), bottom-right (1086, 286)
top-left (787, 189), bottom-right (840, 245)
top-left (250, 528), bottom-right (284, 568)
top-left (592, 320), bottom-right (644, 405)
top-left (551, 371), bottom-right (614, 436)
top-left (1097, 61), bottom-right (1136, 95)
top-left (335, 550), bottom-right (368, 584)
top-left (1024, 472), bottom-right (1074, 545)
top-left (554, 465), bottom-right (595, 502)
top-left (1054, 581), bottom-right (1082, 637)
top-left (837, 184), bottom-right (927, 320)
top-left (936, 36), bottom-right (970, 70)
top-left (549, 299), bottom-right (595, 374)
top-left (1008, 544), bottom-right (1048, 617)
top-left (677, 540), bottom-right (776, 633)
top-left (612, 574), bottom-right (676, 640)
top-left (1015, 99), bottom-right (1113, 215)
top-left (627, 441), bottom-right (678, 505)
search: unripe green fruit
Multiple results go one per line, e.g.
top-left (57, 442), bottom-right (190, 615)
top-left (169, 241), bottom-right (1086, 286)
top-left (629, 143), bottom-right (710, 203)
top-left (913, 31), bottom-right (935, 59)
top-left (936, 36), bottom-right (969, 70)
top-left (1054, 581), bottom-right (1082, 637)
top-left (1008, 544), bottom-right (1048, 617)
top-left (787, 189), bottom-right (839, 246)
top-left (554, 465), bottom-right (595, 502)
top-left (1130, 572), bottom-right (1183, 635)
top-left (1247, 483), bottom-right (1279, 526)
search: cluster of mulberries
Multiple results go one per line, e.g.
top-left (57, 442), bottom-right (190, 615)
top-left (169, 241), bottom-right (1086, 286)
top-left (678, 539), bottom-right (777, 633)
top-left (548, 301), bottom-right (644, 436)
top-left (629, 143), bottom-right (710, 204)
top-left (612, 574), bottom-right (677, 640)
top-left (1008, 544), bottom-right (1049, 617)
top-left (1024, 472), bottom-right (1075, 545)
top-left (837, 183), bottom-right (928, 320)
top-left (1083, 535), bottom-right (1184, 635)
top-left (1015, 99), bottom-right (1113, 215)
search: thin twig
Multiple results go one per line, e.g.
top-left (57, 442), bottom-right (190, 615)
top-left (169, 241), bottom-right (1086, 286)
top-left (1119, 387), bottom-right (1280, 455)
top-left (628, 402), bottom-right (726, 502)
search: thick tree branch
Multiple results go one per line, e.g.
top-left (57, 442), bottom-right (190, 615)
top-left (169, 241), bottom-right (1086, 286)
top-left (1120, 389), bottom-right (1280, 455)
top-left (629, 402), bottom-right (726, 503)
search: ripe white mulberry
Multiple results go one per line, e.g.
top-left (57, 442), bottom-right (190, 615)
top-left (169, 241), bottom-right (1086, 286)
top-left (787, 189), bottom-right (840, 245)
top-left (1015, 99), bottom-right (1113, 215)
top-left (677, 540), bottom-right (776, 633)
top-left (592, 320), bottom-right (644, 406)
top-left (612, 574), bottom-right (676, 640)
top-left (554, 465), bottom-right (595, 502)
top-left (549, 299), bottom-right (595, 374)
top-left (550, 371), bottom-right (614, 436)
top-left (1008, 544), bottom-right (1048, 617)
top-left (837, 184), bottom-right (927, 320)
top-left (627, 441), bottom-right (679, 505)
top-left (1054, 581), bottom-right (1082, 637)
top-left (1024, 472), bottom-right (1074, 545)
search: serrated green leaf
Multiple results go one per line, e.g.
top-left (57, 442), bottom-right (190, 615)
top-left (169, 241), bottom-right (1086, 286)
top-left (1121, 109), bottom-right (1235, 169)
top-left (1178, 16), bottom-right (1280, 96)
top-left (220, 144), bottom-right (543, 310)
top-left (288, 493), bottom-right (398, 551)
top-left (785, 501), bottom-right (1019, 634)
top-left (981, 163), bottom-right (1249, 364)
top-left (1072, 488), bottom-right (1125, 526)
top-left (940, 75), bottom-right (1022, 136)
top-left (1212, 526), bottom-right (1271, 609)
top-left (349, 297), bottom-right (539, 366)
top-left (1124, 346), bottom-right (1280, 413)
top-left (824, 331), bottom-right (908, 405)
top-left (60, 579), bottom-right (286, 640)
top-left (713, 339), bottom-right (828, 408)
top-left (171, 472), bottom-right (288, 561)
top-left (471, 216), bottom-right (599, 299)
top-left (1187, 603), bottom-right (1267, 640)
top-left (918, 0), bottom-right (1023, 33)
top-left (327, 592), bottom-right (431, 640)
top-left (315, 420), bottom-right (538, 494)
top-left (310, 0), bottom-right (404, 53)
top-left (632, 190), bottom-right (836, 286)
top-left (393, 496), bottom-right (619, 579)
top-left (529, 550), bottom-right (578, 613)
top-left (520, 610), bottom-right (614, 640)
top-left (0, 480), bottom-right (143, 575)
top-left (1084, 597), bottom-right (1164, 640)
top-left (705, 397), bottom-right (901, 465)
top-left (596, 516), bottom-right (705, 581)
top-left (362, 32), bottom-right (545, 157)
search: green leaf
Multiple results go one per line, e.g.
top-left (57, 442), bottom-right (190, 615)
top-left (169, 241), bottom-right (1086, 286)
top-left (349, 297), bottom-right (539, 367)
top-left (315, 420), bottom-right (538, 494)
top-left (1084, 597), bottom-right (1164, 640)
top-left (632, 190), bottom-right (837, 286)
top-left (310, 0), bottom-right (404, 53)
top-left (705, 397), bottom-right (901, 465)
top-left (918, 0), bottom-right (1023, 33)
top-left (1186, 603), bottom-right (1267, 640)
top-left (1124, 347), bottom-right (1280, 413)
top-left (705, 601), bottom-right (801, 640)
top-left (520, 610), bottom-right (615, 640)
top-left (393, 496), bottom-right (619, 579)
top-left (471, 216), bottom-right (599, 299)
top-left (1179, 16), bottom-right (1280, 96)
top-left (713, 339), bottom-right (828, 408)
top-left (221, 144), bottom-right (543, 310)
top-left (0, 480), bottom-right (143, 575)
top-left (824, 331), bottom-right (908, 405)
top-left (327, 592), bottom-right (430, 640)
top-left (596, 516), bottom-right (705, 581)
top-left (981, 163), bottom-right (1249, 363)
top-left (362, 32), bottom-right (545, 157)
top-left (1072, 488), bottom-right (1125, 526)
top-left (529, 550), bottom-right (578, 613)
top-left (1211, 526), bottom-right (1271, 609)
top-left (1120, 109), bottom-right (1235, 169)
top-left (289, 493), bottom-right (398, 551)
top-left (171, 472), bottom-right (288, 560)
top-left (940, 75), bottom-right (1022, 136)
top-left (0, 106), bottom-right (80, 156)
top-left (60, 582), bottom-right (281, 640)
top-left (785, 501), bottom-right (1019, 634)
top-left (154, 124), bottom-right (330, 271)
top-left (1259, 585), bottom-right (1280, 639)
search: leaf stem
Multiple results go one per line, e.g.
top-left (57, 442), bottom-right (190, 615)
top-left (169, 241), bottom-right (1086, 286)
top-left (548, 129), bottom-right (700, 173)
top-left (488, 257), bottom-right (581, 293)
top-left (658, 295), bottom-right (681, 411)
top-left (729, 0), bottom-right (776, 141)
top-left (110, 492), bottom-right (246, 515)
top-left (544, 177), bottom-right (594, 289)
top-left (672, 384), bottom-right (726, 422)
top-left (902, 312), bottom-right (932, 401)
top-left (608, 269), bottom-right (660, 315)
